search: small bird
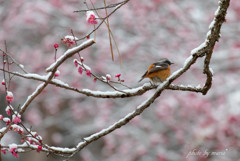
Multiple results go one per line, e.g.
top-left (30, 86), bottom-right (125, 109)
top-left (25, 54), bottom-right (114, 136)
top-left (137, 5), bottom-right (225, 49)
top-left (139, 58), bottom-right (174, 83)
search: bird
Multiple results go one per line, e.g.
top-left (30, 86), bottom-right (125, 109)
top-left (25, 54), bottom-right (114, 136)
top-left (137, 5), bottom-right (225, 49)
top-left (139, 58), bottom-right (174, 83)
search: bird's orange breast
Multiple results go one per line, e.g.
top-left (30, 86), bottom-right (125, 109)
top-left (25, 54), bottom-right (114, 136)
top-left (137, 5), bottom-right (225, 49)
top-left (146, 66), bottom-right (171, 82)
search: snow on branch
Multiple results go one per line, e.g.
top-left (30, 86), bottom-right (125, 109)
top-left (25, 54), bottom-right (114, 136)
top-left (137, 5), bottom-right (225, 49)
top-left (0, 39), bottom-right (95, 140)
top-left (40, 0), bottom-right (230, 157)
top-left (69, 0), bottom-right (230, 156)
top-left (46, 39), bottom-right (95, 72)
top-left (0, 69), bottom-right (206, 98)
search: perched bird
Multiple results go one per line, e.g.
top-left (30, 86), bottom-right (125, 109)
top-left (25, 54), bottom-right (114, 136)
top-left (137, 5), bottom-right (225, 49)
top-left (139, 58), bottom-right (174, 83)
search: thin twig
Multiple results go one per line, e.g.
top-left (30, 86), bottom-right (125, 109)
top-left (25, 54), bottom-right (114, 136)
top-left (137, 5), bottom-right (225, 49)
top-left (0, 48), bottom-right (28, 74)
top-left (78, 0), bottom-right (129, 41)
top-left (74, 1), bottom-right (127, 13)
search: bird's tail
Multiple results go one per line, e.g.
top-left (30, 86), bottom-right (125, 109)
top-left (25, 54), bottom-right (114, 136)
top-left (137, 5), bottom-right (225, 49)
top-left (138, 77), bottom-right (144, 82)
top-left (139, 71), bottom-right (148, 82)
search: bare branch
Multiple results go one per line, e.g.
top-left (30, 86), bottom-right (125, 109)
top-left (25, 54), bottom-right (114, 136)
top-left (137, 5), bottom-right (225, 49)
top-left (78, 0), bottom-right (129, 40)
top-left (74, 0), bottom-right (128, 13)
top-left (0, 48), bottom-right (28, 74)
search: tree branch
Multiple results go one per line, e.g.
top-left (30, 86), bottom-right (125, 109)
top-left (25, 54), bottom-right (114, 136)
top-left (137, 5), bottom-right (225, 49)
top-left (0, 39), bottom-right (95, 139)
top-left (0, 0), bottom-right (230, 157)
top-left (43, 0), bottom-right (231, 157)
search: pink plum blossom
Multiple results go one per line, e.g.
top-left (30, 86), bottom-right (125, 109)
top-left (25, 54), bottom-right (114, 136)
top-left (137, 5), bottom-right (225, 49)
top-left (11, 124), bottom-right (23, 134)
top-left (12, 114), bottom-right (21, 124)
top-left (37, 145), bottom-right (42, 153)
top-left (86, 11), bottom-right (98, 24)
top-left (1, 79), bottom-right (5, 85)
top-left (54, 70), bottom-right (60, 77)
top-left (62, 35), bottom-right (78, 47)
top-left (53, 43), bottom-right (59, 49)
top-left (106, 74), bottom-right (111, 81)
top-left (6, 91), bottom-right (14, 103)
top-left (78, 66), bottom-right (83, 74)
top-left (5, 106), bottom-right (11, 115)
top-left (80, 57), bottom-right (84, 62)
top-left (1, 149), bottom-right (6, 154)
top-left (86, 69), bottom-right (91, 77)
top-left (73, 59), bottom-right (78, 67)
top-left (9, 144), bottom-right (18, 158)
top-left (3, 117), bottom-right (11, 125)
top-left (115, 74), bottom-right (121, 78)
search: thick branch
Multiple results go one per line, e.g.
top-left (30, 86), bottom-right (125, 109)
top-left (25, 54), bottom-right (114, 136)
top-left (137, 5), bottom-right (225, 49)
top-left (202, 0), bottom-right (230, 94)
top-left (0, 69), bottom-right (206, 98)
top-left (50, 0), bottom-right (230, 156)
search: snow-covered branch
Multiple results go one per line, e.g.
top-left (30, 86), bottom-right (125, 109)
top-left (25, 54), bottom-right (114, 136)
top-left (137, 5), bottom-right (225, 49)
top-left (0, 69), bottom-right (209, 98)
top-left (46, 39), bottom-right (95, 72)
top-left (0, 0), bottom-right (231, 159)
top-left (67, 0), bottom-right (230, 156)
top-left (0, 39), bottom-right (95, 140)
top-left (27, 0), bottom-right (230, 157)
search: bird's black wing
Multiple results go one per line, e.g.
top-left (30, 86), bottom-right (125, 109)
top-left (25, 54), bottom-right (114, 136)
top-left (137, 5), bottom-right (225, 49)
top-left (148, 63), bottom-right (168, 74)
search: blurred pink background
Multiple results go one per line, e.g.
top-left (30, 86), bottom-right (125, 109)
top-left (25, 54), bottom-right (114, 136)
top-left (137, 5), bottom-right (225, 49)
top-left (0, 0), bottom-right (240, 161)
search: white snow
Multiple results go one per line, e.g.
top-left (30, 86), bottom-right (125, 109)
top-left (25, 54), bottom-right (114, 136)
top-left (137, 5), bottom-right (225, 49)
top-left (210, 67), bottom-right (214, 75)
top-left (22, 73), bottom-right (49, 80)
top-left (52, 79), bottom-right (69, 87)
top-left (55, 70), bottom-right (60, 75)
top-left (16, 148), bottom-right (25, 152)
top-left (20, 73), bottom-right (71, 88)
top-left (101, 76), bottom-right (107, 82)
top-left (184, 55), bottom-right (193, 67)
top-left (215, 6), bottom-right (220, 16)
top-left (191, 42), bottom-right (207, 55)
top-left (187, 84), bottom-right (194, 88)
top-left (206, 30), bottom-right (212, 38)
top-left (82, 88), bottom-right (121, 96)
top-left (9, 143), bottom-right (18, 149)
top-left (5, 105), bottom-right (11, 112)
top-left (86, 11), bottom-right (98, 21)
top-left (46, 39), bottom-right (94, 72)
top-left (82, 84), bottom-right (149, 97)
top-left (208, 20), bottom-right (215, 29)
top-left (106, 74), bottom-right (111, 79)
top-left (0, 127), bottom-right (7, 133)
top-left (21, 83), bottom-right (45, 110)
top-left (19, 64), bottom-right (24, 69)
top-left (11, 124), bottom-right (23, 132)
top-left (179, 84), bottom-right (185, 88)
top-left (64, 35), bottom-right (79, 41)
top-left (31, 131), bottom-right (37, 136)
top-left (83, 63), bottom-right (91, 71)
top-left (49, 146), bottom-right (74, 152)
top-left (12, 113), bottom-right (21, 119)
top-left (11, 124), bottom-right (21, 128)
top-left (3, 117), bottom-right (10, 122)
top-left (196, 84), bottom-right (202, 89)
top-left (7, 91), bottom-right (13, 97)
